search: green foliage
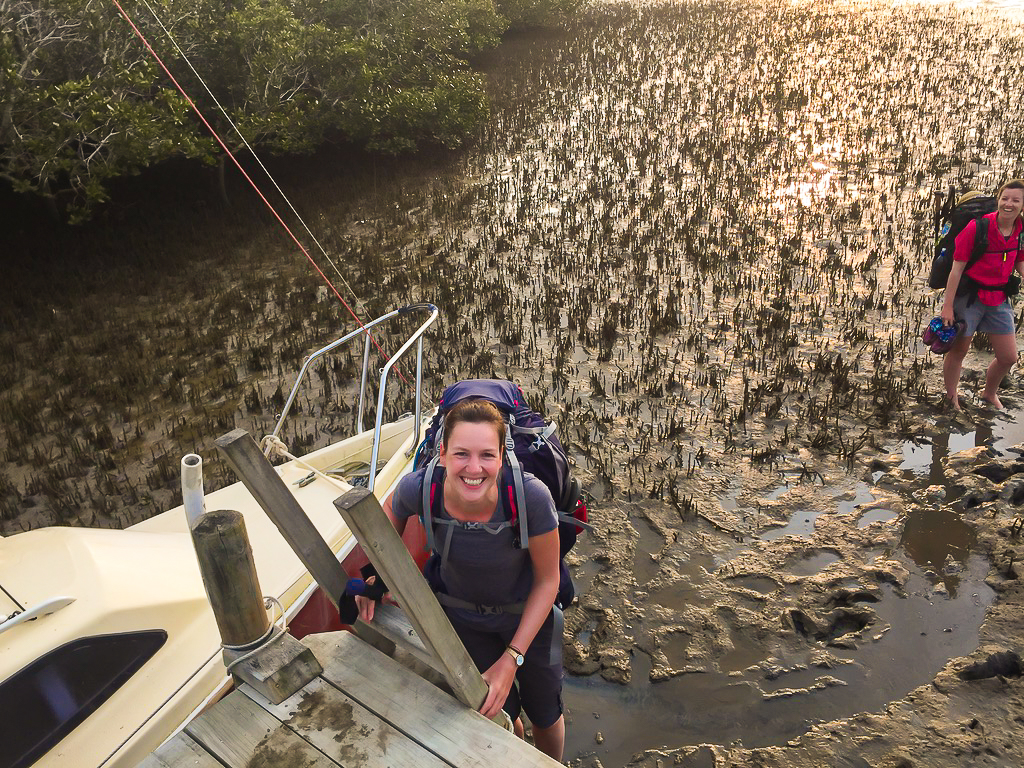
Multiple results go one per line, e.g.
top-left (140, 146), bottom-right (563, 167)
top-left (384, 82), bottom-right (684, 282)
top-left (0, 0), bottom-right (212, 221)
top-left (0, 0), bottom-right (565, 220)
top-left (497, 0), bottom-right (583, 29)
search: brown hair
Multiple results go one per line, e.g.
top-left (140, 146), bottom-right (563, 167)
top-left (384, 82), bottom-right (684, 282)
top-left (442, 399), bottom-right (505, 451)
top-left (997, 178), bottom-right (1024, 199)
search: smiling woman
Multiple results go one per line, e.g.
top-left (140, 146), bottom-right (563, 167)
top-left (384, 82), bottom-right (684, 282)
top-left (357, 397), bottom-right (567, 760)
top-left (940, 179), bottom-right (1024, 410)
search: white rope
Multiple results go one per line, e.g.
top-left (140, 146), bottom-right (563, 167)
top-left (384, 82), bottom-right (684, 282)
top-left (260, 434), bottom-right (353, 495)
top-left (223, 596), bottom-right (288, 672)
top-left (138, 0), bottom-right (362, 308)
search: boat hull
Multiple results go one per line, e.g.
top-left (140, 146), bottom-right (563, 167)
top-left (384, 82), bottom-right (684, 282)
top-left (0, 416), bottom-right (424, 768)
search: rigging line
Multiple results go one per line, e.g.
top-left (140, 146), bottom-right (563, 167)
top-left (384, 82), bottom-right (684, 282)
top-left (0, 582), bottom-right (25, 613)
top-left (136, 0), bottom-right (361, 311)
top-left (111, 0), bottom-right (405, 378)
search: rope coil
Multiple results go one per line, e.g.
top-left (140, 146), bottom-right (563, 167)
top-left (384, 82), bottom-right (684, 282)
top-left (223, 595), bottom-right (288, 673)
top-left (260, 435), bottom-right (353, 495)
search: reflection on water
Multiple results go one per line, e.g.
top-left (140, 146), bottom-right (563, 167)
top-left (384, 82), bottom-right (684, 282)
top-left (899, 506), bottom-right (975, 595)
top-left (893, 423), bottom-right (1012, 594)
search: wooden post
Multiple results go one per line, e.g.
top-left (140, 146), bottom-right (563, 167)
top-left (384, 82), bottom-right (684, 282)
top-left (190, 508), bottom-right (322, 704)
top-left (215, 428), bottom-right (347, 608)
top-left (334, 487), bottom-right (489, 711)
top-left (190, 510), bottom-right (268, 647)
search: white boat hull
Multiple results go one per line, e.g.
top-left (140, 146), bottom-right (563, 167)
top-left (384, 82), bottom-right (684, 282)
top-left (0, 416), bottom-right (424, 768)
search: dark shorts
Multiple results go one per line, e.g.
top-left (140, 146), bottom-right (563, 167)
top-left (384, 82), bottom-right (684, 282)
top-left (449, 607), bottom-right (564, 728)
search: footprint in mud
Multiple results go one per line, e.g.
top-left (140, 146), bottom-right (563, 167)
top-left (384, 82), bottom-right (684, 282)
top-left (789, 606), bottom-right (874, 645)
top-left (788, 550), bottom-right (841, 576)
top-left (726, 575), bottom-right (778, 595)
top-left (856, 507), bottom-right (898, 528)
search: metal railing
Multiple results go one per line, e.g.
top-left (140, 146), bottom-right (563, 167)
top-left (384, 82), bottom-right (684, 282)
top-left (269, 303), bottom-right (438, 491)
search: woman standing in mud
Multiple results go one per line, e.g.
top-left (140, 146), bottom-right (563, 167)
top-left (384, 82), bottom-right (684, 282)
top-left (942, 179), bottom-right (1024, 410)
top-left (356, 399), bottom-right (566, 760)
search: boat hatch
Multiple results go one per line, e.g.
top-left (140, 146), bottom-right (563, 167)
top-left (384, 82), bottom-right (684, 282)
top-left (0, 630), bottom-right (167, 768)
top-left (269, 303), bottom-right (438, 492)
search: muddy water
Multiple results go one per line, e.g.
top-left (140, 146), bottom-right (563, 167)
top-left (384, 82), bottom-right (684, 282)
top-left (567, 562), bottom-right (993, 761)
top-left (3, 0), bottom-right (1024, 765)
top-left (564, 441), bottom-right (998, 765)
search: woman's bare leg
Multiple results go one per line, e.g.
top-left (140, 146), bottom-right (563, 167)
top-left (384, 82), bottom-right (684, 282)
top-left (532, 715), bottom-right (565, 761)
top-left (981, 333), bottom-right (1018, 408)
top-left (943, 333), bottom-right (974, 409)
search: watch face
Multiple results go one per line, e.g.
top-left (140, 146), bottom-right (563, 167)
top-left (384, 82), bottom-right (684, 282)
top-left (515, 653), bottom-right (524, 666)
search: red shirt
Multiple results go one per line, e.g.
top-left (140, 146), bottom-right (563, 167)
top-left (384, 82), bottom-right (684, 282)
top-left (954, 212), bottom-right (1024, 306)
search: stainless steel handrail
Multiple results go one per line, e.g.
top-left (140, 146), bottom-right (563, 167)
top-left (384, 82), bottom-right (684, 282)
top-left (270, 304), bottom-right (438, 490)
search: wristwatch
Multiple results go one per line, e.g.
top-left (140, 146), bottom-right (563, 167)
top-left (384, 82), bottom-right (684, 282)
top-left (505, 645), bottom-right (525, 666)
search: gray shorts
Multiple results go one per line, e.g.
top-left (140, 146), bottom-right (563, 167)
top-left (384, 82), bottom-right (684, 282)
top-left (954, 294), bottom-right (1016, 336)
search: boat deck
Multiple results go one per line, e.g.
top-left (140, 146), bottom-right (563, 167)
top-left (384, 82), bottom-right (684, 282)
top-left (140, 629), bottom-right (562, 768)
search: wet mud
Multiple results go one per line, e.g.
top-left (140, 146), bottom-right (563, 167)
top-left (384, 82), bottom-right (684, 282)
top-left (594, 444), bottom-right (1024, 768)
top-left (3, 0), bottom-right (1024, 766)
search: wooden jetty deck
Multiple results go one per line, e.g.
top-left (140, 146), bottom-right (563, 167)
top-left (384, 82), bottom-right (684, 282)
top-left (141, 628), bottom-right (562, 768)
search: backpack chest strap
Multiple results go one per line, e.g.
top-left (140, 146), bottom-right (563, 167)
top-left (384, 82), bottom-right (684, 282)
top-left (421, 458), bottom-right (521, 569)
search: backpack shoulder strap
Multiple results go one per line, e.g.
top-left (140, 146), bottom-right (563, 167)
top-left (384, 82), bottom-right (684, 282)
top-left (968, 216), bottom-right (990, 268)
top-left (500, 423), bottom-right (530, 547)
top-left (421, 457), bottom-right (442, 553)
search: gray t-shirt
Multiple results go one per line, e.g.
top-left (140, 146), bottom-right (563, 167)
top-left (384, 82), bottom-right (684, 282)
top-left (393, 467), bottom-right (557, 630)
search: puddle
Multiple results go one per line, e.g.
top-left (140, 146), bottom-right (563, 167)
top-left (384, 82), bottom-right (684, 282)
top-left (760, 510), bottom-right (818, 540)
top-left (564, 554), bottom-right (994, 767)
top-left (660, 630), bottom-right (692, 669)
top-left (719, 629), bottom-right (767, 673)
top-left (789, 551), bottom-right (841, 576)
top-left (760, 483), bottom-right (875, 541)
top-left (856, 508), bottom-right (898, 528)
top-left (633, 519), bottom-right (666, 583)
top-left (898, 418), bottom-right (1024, 486)
top-left (648, 578), bottom-right (713, 611)
top-left (891, 434), bottom-right (983, 594)
top-left (572, 557), bottom-right (603, 599)
top-left (899, 506), bottom-right (975, 595)
top-left (727, 576), bottom-right (777, 595)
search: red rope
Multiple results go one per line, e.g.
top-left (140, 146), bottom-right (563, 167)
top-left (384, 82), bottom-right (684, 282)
top-left (111, 0), bottom-right (402, 371)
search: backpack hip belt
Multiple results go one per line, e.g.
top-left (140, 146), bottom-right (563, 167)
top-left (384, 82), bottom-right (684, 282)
top-left (435, 592), bottom-right (526, 615)
top-left (436, 594), bottom-right (565, 667)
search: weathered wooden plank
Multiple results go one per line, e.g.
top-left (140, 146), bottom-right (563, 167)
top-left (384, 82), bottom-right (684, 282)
top-left (137, 733), bottom-right (221, 768)
top-left (355, 603), bottom-right (445, 678)
top-left (215, 428), bottom-right (347, 608)
top-left (334, 488), bottom-right (487, 711)
top-left (241, 678), bottom-right (450, 768)
top-left (305, 631), bottom-right (564, 767)
top-left (184, 690), bottom-right (337, 768)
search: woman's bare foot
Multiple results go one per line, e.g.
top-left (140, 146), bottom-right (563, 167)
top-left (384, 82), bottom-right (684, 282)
top-left (980, 392), bottom-right (1004, 409)
top-left (943, 394), bottom-right (961, 412)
